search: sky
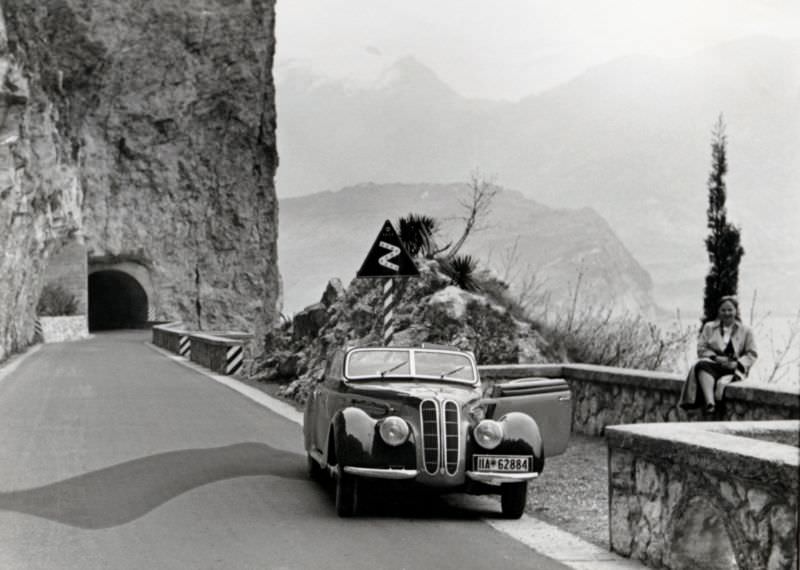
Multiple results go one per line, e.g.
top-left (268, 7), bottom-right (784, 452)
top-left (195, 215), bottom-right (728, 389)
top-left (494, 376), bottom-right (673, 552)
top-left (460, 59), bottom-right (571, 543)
top-left (275, 0), bottom-right (800, 100)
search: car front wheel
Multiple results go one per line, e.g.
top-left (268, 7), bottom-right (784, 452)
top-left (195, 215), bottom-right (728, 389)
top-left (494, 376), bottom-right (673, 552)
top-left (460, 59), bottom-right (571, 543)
top-left (500, 482), bottom-right (528, 519)
top-left (335, 467), bottom-right (359, 517)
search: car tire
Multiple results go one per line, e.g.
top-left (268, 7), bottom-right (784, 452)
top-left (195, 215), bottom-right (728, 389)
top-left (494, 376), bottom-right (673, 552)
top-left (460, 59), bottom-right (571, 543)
top-left (308, 454), bottom-right (324, 482)
top-left (335, 467), bottom-right (359, 517)
top-left (500, 482), bottom-right (528, 519)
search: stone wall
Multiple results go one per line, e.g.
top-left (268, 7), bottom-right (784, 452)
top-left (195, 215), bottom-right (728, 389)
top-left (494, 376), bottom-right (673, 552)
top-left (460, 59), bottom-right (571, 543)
top-left (479, 364), bottom-right (799, 435)
top-left (607, 421), bottom-right (799, 569)
top-left (152, 323), bottom-right (253, 377)
top-left (187, 332), bottom-right (253, 377)
top-left (151, 322), bottom-right (186, 354)
top-left (39, 316), bottom-right (88, 343)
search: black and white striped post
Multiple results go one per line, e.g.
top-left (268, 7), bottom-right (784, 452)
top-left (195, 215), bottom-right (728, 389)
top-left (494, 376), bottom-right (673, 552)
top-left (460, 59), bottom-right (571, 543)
top-left (382, 279), bottom-right (395, 344)
top-left (356, 220), bottom-right (419, 346)
top-left (34, 318), bottom-right (43, 341)
top-left (178, 335), bottom-right (191, 357)
top-left (226, 344), bottom-right (244, 375)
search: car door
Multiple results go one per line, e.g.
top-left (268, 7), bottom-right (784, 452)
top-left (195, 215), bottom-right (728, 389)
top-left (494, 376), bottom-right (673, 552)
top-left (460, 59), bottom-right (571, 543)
top-left (487, 377), bottom-right (572, 457)
top-left (314, 351), bottom-right (345, 456)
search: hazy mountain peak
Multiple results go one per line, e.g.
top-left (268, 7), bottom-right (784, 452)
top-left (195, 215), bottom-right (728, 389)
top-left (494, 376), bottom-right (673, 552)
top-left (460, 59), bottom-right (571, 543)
top-left (373, 55), bottom-right (457, 96)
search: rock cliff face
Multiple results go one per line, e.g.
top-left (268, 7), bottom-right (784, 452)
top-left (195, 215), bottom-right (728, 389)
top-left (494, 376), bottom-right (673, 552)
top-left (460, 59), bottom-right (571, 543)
top-left (0, 1), bottom-right (280, 360)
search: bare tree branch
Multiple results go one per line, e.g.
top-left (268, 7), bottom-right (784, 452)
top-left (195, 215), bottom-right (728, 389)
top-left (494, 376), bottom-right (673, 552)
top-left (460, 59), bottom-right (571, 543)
top-left (447, 169), bottom-right (499, 258)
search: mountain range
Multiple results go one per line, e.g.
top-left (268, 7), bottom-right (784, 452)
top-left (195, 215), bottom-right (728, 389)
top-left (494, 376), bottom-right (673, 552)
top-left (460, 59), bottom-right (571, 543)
top-left (278, 183), bottom-right (657, 318)
top-left (276, 36), bottom-right (800, 316)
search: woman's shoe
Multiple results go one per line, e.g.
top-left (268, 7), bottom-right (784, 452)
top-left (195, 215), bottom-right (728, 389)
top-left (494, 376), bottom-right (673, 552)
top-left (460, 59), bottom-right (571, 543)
top-left (705, 403), bottom-right (716, 413)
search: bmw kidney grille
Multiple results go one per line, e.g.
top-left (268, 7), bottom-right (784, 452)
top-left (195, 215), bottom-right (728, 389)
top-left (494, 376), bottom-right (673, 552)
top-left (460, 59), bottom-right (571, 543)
top-left (420, 399), bottom-right (460, 475)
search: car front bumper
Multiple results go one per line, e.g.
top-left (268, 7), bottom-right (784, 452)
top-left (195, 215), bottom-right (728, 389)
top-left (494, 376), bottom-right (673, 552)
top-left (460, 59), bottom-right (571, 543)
top-left (342, 466), bottom-right (539, 486)
top-left (465, 471), bottom-right (539, 486)
top-left (343, 466), bottom-right (419, 480)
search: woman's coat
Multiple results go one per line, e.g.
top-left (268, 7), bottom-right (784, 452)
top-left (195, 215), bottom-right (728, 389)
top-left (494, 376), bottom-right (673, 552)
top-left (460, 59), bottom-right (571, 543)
top-left (679, 319), bottom-right (758, 407)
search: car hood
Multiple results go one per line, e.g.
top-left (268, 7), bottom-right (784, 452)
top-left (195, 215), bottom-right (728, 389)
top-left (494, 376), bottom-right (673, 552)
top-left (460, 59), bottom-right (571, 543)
top-left (343, 380), bottom-right (481, 406)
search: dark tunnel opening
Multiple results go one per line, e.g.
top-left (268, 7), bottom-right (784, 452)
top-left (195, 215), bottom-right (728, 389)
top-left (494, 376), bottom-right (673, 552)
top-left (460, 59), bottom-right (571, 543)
top-left (88, 270), bottom-right (149, 331)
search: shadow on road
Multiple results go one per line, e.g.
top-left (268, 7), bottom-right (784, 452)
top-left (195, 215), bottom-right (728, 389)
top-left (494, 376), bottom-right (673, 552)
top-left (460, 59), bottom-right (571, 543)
top-left (0, 442), bottom-right (305, 529)
top-left (313, 477), bottom-right (503, 521)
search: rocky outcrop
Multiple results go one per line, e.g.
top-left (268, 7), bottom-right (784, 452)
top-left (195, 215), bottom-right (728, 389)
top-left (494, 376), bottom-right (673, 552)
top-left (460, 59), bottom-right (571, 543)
top-left (292, 302), bottom-right (327, 339)
top-left (0, 18), bottom-right (82, 360)
top-left (0, 0), bottom-right (280, 360)
top-left (253, 259), bottom-right (557, 404)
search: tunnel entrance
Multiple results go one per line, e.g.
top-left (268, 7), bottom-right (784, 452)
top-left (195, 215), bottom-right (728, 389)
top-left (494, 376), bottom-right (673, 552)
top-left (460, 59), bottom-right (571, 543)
top-left (88, 270), bottom-right (149, 331)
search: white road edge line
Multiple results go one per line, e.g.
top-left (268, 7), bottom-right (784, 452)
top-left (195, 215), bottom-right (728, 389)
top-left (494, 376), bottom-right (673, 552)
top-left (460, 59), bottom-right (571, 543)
top-left (145, 342), bottom-right (303, 424)
top-left (145, 341), bottom-right (643, 570)
top-left (0, 344), bottom-right (43, 383)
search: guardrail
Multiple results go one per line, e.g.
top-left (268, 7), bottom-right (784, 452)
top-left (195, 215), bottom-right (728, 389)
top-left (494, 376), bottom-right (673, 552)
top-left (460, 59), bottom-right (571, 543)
top-left (151, 323), bottom-right (253, 376)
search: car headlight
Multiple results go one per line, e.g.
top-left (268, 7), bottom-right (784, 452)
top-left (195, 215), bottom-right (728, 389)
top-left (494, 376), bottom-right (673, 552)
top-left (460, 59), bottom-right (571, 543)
top-left (379, 416), bottom-right (410, 446)
top-left (474, 419), bottom-right (503, 449)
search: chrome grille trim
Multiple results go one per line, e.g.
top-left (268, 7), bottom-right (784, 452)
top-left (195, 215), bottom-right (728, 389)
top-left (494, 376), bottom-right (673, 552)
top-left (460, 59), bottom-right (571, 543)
top-left (442, 400), bottom-right (460, 475)
top-left (420, 400), bottom-right (440, 474)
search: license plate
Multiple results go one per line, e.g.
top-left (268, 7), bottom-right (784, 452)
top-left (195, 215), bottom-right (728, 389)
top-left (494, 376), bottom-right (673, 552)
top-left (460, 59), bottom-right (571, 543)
top-left (474, 455), bottom-right (531, 472)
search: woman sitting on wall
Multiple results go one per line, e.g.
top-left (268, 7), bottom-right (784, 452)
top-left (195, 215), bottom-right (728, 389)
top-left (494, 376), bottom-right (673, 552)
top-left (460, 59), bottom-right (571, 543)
top-left (679, 295), bottom-right (758, 413)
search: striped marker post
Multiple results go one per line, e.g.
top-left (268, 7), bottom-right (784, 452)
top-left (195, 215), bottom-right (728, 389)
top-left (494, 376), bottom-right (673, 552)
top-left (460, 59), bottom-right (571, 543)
top-left (34, 318), bottom-right (43, 341)
top-left (178, 335), bottom-right (191, 357)
top-left (226, 344), bottom-right (244, 375)
top-left (382, 279), bottom-right (395, 345)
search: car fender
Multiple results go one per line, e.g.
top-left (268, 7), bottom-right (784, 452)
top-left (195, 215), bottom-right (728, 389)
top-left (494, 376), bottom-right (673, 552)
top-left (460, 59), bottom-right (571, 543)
top-left (497, 411), bottom-right (545, 473)
top-left (330, 407), bottom-right (377, 467)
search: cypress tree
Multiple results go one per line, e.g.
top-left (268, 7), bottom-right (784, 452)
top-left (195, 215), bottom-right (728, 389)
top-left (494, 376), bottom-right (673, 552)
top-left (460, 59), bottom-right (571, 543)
top-left (702, 115), bottom-right (744, 324)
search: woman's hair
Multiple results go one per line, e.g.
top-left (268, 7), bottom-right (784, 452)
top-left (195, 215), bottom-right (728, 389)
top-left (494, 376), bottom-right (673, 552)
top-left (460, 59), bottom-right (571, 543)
top-left (718, 295), bottom-right (740, 319)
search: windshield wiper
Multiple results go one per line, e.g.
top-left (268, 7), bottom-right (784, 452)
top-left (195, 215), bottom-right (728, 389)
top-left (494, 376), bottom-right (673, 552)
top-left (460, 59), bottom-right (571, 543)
top-left (440, 365), bottom-right (466, 379)
top-left (379, 361), bottom-right (408, 377)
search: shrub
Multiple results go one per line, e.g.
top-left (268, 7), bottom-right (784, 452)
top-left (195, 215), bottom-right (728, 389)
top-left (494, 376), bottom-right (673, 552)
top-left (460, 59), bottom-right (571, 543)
top-left (465, 300), bottom-right (519, 364)
top-left (36, 283), bottom-right (78, 316)
top-left (542, 308), bottom-right (694, 371)
top-left (439, 254), bottom-right (480, 292)
top-left (397, 214), bottom-right (437, 257)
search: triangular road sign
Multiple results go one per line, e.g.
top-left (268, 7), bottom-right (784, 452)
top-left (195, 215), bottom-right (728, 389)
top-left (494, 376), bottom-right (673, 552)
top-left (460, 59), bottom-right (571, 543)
top-left (356, 220), bottom-right (420, 278)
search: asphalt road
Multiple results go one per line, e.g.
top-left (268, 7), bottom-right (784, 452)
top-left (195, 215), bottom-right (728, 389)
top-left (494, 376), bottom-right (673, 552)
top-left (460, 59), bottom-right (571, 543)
top-left (0, 331), bottom-right (569, 570)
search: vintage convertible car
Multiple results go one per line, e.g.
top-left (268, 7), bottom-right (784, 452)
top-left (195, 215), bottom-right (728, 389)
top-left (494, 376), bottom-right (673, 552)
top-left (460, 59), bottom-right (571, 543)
top-left (303, 345), bottom-right (572, 518)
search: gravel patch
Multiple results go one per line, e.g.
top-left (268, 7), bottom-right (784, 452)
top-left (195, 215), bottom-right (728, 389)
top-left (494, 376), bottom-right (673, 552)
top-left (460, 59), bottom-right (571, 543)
top-left (527, 434), bottom-right (609, 548)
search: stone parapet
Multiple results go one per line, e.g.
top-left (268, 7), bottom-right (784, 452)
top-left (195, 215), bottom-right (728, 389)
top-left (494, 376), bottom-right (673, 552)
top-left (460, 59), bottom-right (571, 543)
top-left (151, 323), bottom-right (253, 377)
top-left (151, 322), bottom-right (187, 354)
top-left (39, 316), bottom-right (89, 343)
top-left (479, 364), bottom-right (799, 436)
top-left (187, 332), bottom-right (253, 376)
top-left (607, 421), bottom-right (799, 569)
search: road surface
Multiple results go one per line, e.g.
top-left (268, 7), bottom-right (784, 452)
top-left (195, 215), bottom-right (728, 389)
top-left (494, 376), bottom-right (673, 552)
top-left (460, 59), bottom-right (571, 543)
top-left (0, 331), bottom-right (570, 569)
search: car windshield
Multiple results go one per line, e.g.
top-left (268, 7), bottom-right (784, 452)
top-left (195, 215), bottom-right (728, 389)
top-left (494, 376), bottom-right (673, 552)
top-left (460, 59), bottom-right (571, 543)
top-left (345, 349), bottom-right (476, 383)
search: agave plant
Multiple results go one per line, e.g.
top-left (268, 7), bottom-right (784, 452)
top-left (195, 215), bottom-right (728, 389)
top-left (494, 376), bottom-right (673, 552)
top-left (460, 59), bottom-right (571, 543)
top-left (440, 254), bottom-right (480, 292)
top-left (398, 214), bottom-right (437, 257)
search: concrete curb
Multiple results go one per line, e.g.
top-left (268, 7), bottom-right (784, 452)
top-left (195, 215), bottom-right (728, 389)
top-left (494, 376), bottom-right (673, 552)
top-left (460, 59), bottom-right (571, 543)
top-left (0, 344), bottom-right (43, 383)
top-left (145, 341), bottom-right (646, 570)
